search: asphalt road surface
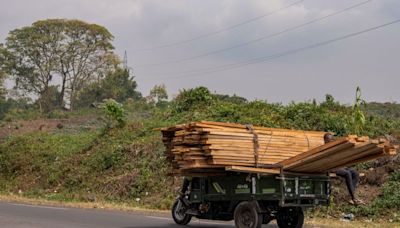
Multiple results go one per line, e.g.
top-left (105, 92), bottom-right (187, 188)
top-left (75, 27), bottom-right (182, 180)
top-left (0, 202), bottom-right (284, 228)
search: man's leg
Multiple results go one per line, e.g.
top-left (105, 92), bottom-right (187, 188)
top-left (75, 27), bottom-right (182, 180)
top-left (181, 177), bottom-right (190, 194)
top-left (349, 169), bottom-right (359, 190)
top-left (336, 168), bottom-right (356, 200)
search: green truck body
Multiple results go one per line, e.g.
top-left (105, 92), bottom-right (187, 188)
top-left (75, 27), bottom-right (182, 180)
top-left (172, 172), bottom-right (330, 228)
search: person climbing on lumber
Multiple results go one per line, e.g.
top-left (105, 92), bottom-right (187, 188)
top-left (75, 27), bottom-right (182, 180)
top-left (324, 133), bottom-right (364, 205)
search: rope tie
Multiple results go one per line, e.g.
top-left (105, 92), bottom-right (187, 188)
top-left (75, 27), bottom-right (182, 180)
top-left (265, 133), bottom-right (273, 154)
top-left (246, 124), bottom-right (259, 168)
top-left (304, 131), bottom-right (310, 149)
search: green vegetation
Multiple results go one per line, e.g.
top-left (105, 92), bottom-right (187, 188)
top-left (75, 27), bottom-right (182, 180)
top-left (352, 86), bottom-right (366, 135)
top-left (365, 102), bottom-right (400, 119)
top-left (76, 68), bottom-right (141, 108)
top-left (341, 170), bottom-right (400, 222)
top-left (0, 117), bottom-right (172, 209)
top-left (101, 99), bottom-right (126, 128)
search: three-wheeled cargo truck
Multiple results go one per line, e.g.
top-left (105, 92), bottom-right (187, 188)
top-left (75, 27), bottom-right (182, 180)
top-left (172, 171), bottom-right (330, 228)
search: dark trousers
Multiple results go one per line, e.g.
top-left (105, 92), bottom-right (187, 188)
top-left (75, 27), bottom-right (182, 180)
top-left (181, 178), bottom-right (190, 194)
top-left (336, 168), bottom-right (359, 200)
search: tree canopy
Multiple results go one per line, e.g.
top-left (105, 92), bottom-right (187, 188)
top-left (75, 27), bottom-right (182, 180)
top-left (149, 84), bottom-right (168, 103)
top-left (75, 68), bottom-right (142, 108)
top-left (0, 44), bottom-right (7, 98)
top-left (4, 19), bottom-right (118, 111)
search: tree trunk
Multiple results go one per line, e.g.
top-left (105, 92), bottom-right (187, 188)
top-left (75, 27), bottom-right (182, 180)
top-left (42, 86), bottom-right (52, 113)
top-left (59, 75), bottom-right (66, 108)
top-left (69, 87), bottom-right (74, 111)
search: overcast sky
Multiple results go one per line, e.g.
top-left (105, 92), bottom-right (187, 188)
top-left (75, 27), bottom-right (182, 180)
top-left (1, 0), bottom-right (399, 103)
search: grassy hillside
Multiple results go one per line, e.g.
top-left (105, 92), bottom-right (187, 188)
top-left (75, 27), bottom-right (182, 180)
top-left (0, 87), bottom-right (399, 220)
top-left (0, 107), bottom-right (173, 209)
top-left (365, 102), bottom-right (400, 120)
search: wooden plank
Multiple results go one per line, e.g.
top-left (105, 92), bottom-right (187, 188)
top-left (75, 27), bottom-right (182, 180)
top-left (225, 166), bottom-right (280, 175)
top-left (314, 146), bottom-right (383, 172)
top-left (329, 153), bottom-right (387, 170)
top-left (206, 151), bottom-right (303, 157)
top-left (210, 160), bottom-right (279, 166)
top-left (195, 121), bottom-right (327, 135)
top-left (290, 145), bottom-right (381, 173)
top-left (279, 138), bottom-right (348, 166)
top-left (282, 141), bottom-right (354, 170)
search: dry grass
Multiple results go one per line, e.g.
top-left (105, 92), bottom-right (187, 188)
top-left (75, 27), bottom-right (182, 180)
top-left (306, 218), bottom-right (400, 228)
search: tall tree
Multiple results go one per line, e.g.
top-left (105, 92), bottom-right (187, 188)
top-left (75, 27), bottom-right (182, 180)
top-left (5, 21), bottom-right (64, 112)
top-left (4, 19), bottom-right (117, 112)
top-left (149, 84), bottom-right (168, 103)
top-left (58, 19), bottom-right (118, 109)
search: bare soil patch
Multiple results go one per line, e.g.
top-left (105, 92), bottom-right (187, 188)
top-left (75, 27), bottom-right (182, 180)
top-left (0, 116), bottom-right (101, 141)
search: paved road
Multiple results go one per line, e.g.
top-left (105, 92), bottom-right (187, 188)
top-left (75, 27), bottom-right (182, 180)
top-left (0, 202), bottom-right (282, 228)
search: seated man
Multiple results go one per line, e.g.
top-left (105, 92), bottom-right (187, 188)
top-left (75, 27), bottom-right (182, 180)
top-left (324, 133), bottom-right (363, 205)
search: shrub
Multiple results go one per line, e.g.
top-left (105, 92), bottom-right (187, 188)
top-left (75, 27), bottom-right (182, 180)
top-left (101, 99), bottom-right (126, 128)
top-left (172, 86), bottom-right (214, 113)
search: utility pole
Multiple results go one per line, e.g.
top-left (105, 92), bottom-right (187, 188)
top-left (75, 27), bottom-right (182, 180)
top-left (123, 50), bottom-right (128, 72)
top-left (123, 50), bottom-right (136, 77)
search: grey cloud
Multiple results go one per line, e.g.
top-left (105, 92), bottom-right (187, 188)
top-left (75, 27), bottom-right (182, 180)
top-left (1, 0), bottom-right (399, 103)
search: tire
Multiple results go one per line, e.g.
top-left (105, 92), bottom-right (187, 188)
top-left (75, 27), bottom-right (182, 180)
top-left (276, 207), bottom-right (304, 228)
top-left (172, 199), bottom-right (192, 225)
top-left (234, 201), bottom-right (263, 228)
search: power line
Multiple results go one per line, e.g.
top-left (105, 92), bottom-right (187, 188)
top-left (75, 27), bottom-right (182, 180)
top-left (132, 0), bottom-right (303, 52)
top-left (137, 18), bottom-right (400, 81)
top-left (135, 0), bottom-right (373, 68)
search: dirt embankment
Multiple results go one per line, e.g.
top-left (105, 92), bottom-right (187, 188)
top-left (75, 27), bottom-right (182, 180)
top-left (332, 155), bottom-right (400, 205)
top-left (0, 116), bottom-right (102, 141)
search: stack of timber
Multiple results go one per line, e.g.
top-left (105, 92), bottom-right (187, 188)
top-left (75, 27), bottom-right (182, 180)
top-left (280, 135), bottom-right (398, 173)
top-left (160, 121), bottom-right (326, 175)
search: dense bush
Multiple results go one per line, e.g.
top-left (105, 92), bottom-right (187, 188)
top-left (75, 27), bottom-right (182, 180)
top-left (365, 102), bottom-right (400, 119)
top-left (172, 86), bottom-right (214, 113)
top-left (76, 68), bottom-right (142, 108)
top-left (0, 97), bottom-right (35, 121)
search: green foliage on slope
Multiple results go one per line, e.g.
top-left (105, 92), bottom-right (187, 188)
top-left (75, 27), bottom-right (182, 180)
top-left (0, 86), bottom-right (399, 215)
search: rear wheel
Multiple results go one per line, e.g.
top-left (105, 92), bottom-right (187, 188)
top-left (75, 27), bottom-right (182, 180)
top-left (276, 207), bottom-right (304, 228)
top-left (172, 199), bottom-right (192, 225)
top-left (234, 201), bottom-right (263, 228)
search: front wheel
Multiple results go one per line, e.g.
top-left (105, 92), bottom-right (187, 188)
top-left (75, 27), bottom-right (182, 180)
top-left (276, 207), bottom-right (304, 228)
top-left (234, 201), bottom-right (263, 228)
top-left (172, 198), bottom-right (192, 225)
